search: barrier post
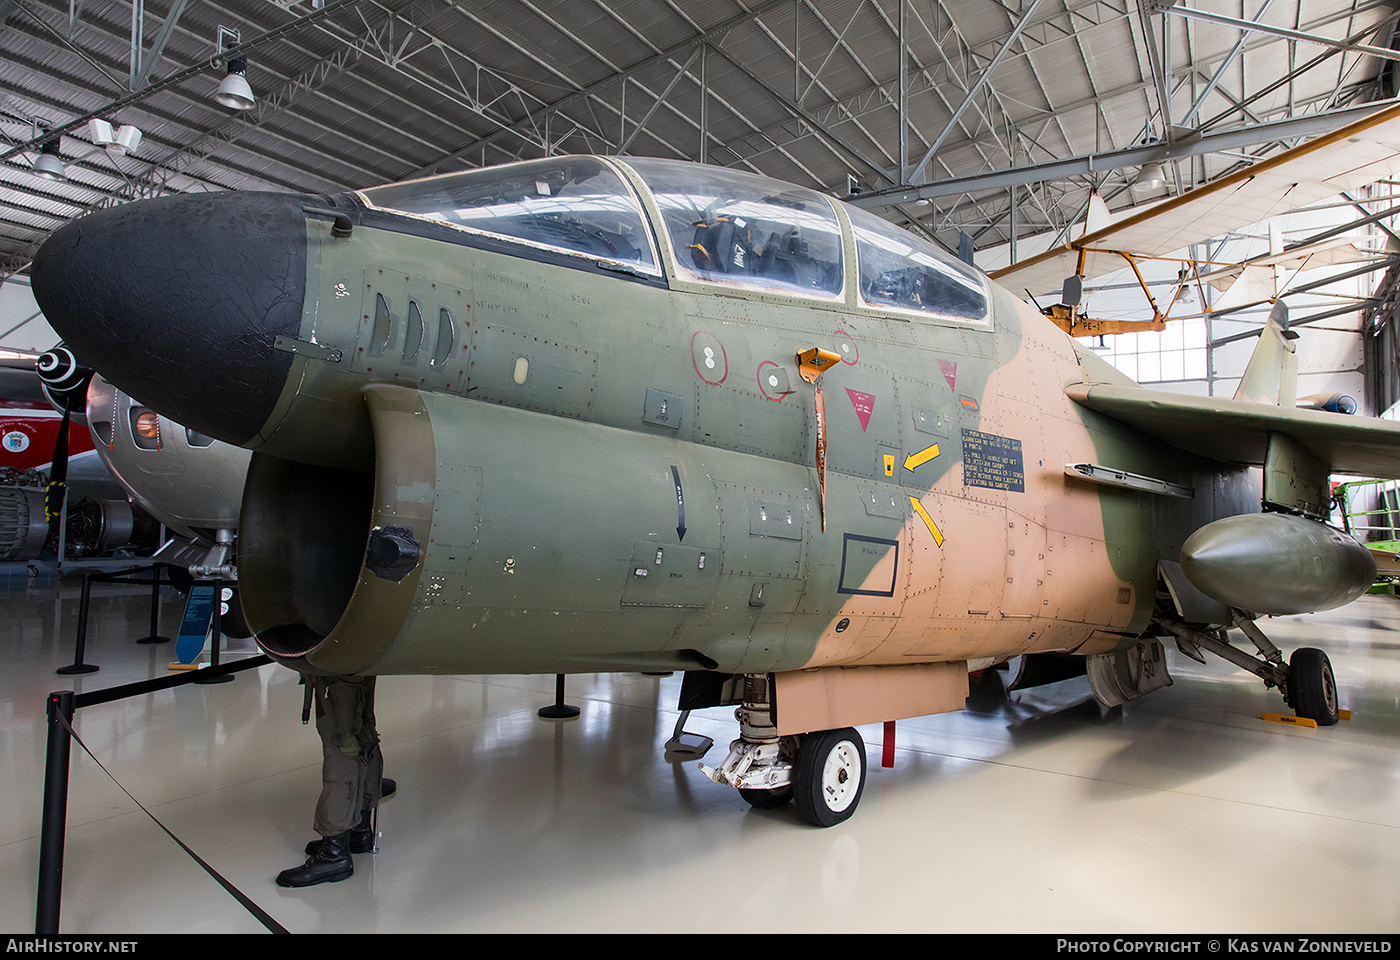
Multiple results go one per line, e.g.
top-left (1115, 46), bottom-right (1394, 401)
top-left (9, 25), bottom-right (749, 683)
top-left (137, 564), bottom-right (171, 645)
top-left (56, 574), bottom-right (98, 675)
top-left (36, 690), bottom-right (75, 934)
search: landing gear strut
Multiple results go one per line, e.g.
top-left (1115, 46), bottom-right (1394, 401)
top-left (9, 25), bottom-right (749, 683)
top-left (698, 676), bottom-right (869, 826)
top-left (1160, 608), bottom-right (1339, 725)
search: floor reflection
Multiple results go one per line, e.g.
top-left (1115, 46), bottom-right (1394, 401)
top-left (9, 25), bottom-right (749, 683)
top-left (4, 563), bottom-right (1400, 933)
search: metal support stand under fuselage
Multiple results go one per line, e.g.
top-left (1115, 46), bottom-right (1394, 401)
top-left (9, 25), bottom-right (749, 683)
top-left (538, 674), bottom-right (579, 719)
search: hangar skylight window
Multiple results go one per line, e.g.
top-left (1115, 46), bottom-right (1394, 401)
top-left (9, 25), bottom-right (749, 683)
top-left (359, 157), bottom-right (659, 276)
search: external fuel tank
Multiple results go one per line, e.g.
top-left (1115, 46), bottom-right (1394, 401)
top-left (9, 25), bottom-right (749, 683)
top-left (1180, 513), bottom-right (1376, 616)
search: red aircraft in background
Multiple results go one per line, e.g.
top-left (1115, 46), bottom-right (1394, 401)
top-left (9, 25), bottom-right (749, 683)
top-left (1, 395), bottom-right (97, 476)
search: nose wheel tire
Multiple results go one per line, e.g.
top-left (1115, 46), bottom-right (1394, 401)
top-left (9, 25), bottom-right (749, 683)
top-left (792, 727), bottom-right (866, 827)
top-left (1289, 647), bottom-right (1339, 726)
top-left (740, 785), bottom-right (793, 809)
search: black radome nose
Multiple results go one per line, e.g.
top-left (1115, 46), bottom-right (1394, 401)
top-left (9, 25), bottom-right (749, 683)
top-left (31, 191), bottom-right (312, 447)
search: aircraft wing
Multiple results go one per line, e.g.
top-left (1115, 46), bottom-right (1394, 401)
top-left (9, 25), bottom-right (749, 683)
top-left (1066, 381), bottom-right (1400, 479)
top-left (1199, 236), bottom-right (1377, 292)
top-left (993, 100), bottom-right (1400, 299)
top-left (1369, 545), bottom-right (1400, 576)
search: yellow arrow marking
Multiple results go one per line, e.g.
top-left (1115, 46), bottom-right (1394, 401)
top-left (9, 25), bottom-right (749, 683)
top-left (904, 443), bottom-right (940, 471)
top-left (909, 497), bottom-right (944, 547)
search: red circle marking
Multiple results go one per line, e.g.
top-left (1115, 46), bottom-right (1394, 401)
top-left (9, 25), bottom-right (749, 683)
top-left (691, 331), bottom-right (728, 385)
top-left (833, 329), bottom-right (859, 364)
top-left (757, 361), bottom-right (792, 402)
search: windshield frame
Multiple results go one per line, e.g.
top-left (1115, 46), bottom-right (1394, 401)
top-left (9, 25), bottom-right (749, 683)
top-left (844, 202), bottom-right (992, 328)
top-left (355, 156), bottom-right (662, 278)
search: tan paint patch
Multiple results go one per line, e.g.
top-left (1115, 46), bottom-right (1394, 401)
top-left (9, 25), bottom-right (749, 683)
top-left (772, 661), bottom-right (968, 736)
top-left (803, 296), bottom-right (1135, 669)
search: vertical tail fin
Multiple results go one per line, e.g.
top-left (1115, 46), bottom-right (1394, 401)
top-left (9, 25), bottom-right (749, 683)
top-left (1233, 300), bottom-right (1299, 407)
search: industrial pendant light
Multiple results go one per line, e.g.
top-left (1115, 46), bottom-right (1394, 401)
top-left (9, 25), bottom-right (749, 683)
top-left (213, 27), bottom-right (255, 110)
top-left (32, 137), bottom-right (68, 181)
top-left (215, 54), bottom-right (255, 110)
top-left (1132, 161), bottom-right (1165, 193)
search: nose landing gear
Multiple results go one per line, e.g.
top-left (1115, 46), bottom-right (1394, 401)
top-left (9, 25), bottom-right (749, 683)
top-left (698, 676), bottom-right (869, 826)
top-left (1287, 646), bottom-right (1339, 726)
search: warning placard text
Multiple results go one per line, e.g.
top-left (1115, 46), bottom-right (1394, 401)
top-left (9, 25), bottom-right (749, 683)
top-left (962, 428), bottom-right (1025, 492)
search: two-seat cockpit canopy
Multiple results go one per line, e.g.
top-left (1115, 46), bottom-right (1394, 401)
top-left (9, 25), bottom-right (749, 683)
top-left (358, 155), bottom-right (988, 325)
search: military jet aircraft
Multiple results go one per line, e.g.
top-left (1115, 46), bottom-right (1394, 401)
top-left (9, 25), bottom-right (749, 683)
top-left (30, 151), bottom-right (1400, 828)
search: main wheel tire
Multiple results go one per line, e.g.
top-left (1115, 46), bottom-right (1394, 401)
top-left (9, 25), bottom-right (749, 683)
top-left (1290, 647), bottom-right (1339, 726)
top-left (740, 785), bottom-right (793, 809)
top-left (998, 655), bottom-right (1026, 691)
top-left (792, 727), bottom-right (866, 827)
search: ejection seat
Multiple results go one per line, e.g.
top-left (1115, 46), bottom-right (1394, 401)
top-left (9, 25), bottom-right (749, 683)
top-left (757, 227), bottom-right (826, 289)
top-left (689, 216), bottom-right (757, 277)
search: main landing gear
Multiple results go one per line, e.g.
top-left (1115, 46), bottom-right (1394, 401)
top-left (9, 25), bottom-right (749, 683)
top-left (703, 726), bottom-right (867, 826)
top-left (1159, 607), bottom-right (1339, 726)
top-left (697, 676), bottom-right (869, 827)
top-left (1286, 646), bottom-right (1339, 725)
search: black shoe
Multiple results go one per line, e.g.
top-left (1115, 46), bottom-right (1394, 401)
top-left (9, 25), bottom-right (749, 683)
top-left (279, 831), bottom-right (353, 887)
top-left (305, 811), bottom-right (373, 856)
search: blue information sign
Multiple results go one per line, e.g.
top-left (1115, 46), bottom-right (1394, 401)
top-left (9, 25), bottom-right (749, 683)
top-left (174, 582), bottom-right (217, 664)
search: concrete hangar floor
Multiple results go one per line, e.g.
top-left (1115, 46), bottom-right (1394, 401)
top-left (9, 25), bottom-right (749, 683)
top-left (3, 559), bottom-right (1399, 935)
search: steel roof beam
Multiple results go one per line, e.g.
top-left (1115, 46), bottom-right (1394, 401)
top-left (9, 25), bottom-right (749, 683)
top-left (0, 0), bottom-right (363, 163)
top-left (131, 0), bottom-right (190, 92)
top-left (1166, 2), bottom-right (1400, 63)
top-left (851, 100), bottom-right (1400, 208)
top-left (0, 4), bottom-right (399, 189)
top-left (399, 0), bottom-right (794, 178)
top-left (911, 0), bottom-right (1052, 183)
top-left (706, 43), bottom-right (892, 186)
top-left (1181, 0), bottom-right (1282, 126)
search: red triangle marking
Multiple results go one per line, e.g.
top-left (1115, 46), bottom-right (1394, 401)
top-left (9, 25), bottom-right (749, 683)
top-left (846, 388), bottom-right (875, 431)
top-left (938, 359), bottom-right (957, 392)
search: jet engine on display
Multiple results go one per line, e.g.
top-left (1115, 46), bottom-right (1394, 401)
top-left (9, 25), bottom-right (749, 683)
top-left (31, 150), bottom-right (1400, 827)
top-left (0, 347), bottom-right (161, 562)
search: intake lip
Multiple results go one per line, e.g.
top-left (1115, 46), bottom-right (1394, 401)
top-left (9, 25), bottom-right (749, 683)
top-left (31, 191), bottom-right (315, 447)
